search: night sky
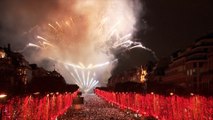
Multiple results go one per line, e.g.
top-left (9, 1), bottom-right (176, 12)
top-left (138, 0), bottom-right (213, 58)
top-left (0, 0), bottom-right (213, 73)
top-left (116, 0), bottom-right (213, 73)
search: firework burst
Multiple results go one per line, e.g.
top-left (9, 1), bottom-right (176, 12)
top-left (23, 0), bottom-right (156, 92)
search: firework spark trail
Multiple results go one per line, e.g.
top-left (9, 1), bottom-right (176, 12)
top-left (27, 43), bottom-right (41, 48)
top-left (37, 35), bottom-right (49, 42)
top-left (50, 57), bottom-right (114, 92)
top-left (17, 43), bottom-right (41, 53)
top-left (61, 61), bottom-right (112, 93)
top-left (48, 23), bottom-right (57, 31)
top-left (86, 71), bottom-right (90, 87)
top-left (67, 63), bottom-right (102, 92)
top-left (129, 44), bottom-right (158, 60)
top-left (52, 59), bottom-right (109, 93)
top-left (82, 70), bottom-right (86, 86)
top-left (71, 73), bottom-right (80, 86)
top-left (23, 0), bottom-right (158, 92)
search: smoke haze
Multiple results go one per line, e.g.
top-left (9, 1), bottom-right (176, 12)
top-left (0, 0), bottom-right (144, 86)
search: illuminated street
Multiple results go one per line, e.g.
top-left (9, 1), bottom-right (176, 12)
top-left (58, 94), bottom-right (140, 120)
top-left (0, 0), bottom-right (213, 120)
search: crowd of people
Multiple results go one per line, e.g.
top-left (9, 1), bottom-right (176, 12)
top-left (58, 94), bottom-right (141, 120)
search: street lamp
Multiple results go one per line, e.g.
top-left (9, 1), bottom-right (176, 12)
top-left (0, 93), bottom-right (7, 119)
top-left (0, 94), bottom-right (7, 99)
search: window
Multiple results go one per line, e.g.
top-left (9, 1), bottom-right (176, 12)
top-left (190, 69), bottom-right (193, 76)
top-left (0, 51), bottom-right (6, 58)
top-left (192, 69), bottom-right (196, 72)
top-left (187, 70), bottom-right (189, 76)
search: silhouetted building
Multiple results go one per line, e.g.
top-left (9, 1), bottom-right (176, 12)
top-left (147, 57), bottom-right (169, 83)
top-left (108, 66), bottom-right (147, 90)
top-left (162, 34), bottom-right (213, 94)
top-left (29, 64), bottom-right (67, 93)
top-left (0, 50), bottom-right (15, 93)
top-left (0, 45), bottom-right (32, 94)
top-left (0, 44), bottom-right (78, 95)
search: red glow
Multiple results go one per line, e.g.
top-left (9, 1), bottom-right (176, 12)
top-left (0, 91), bottom-right (78, 120)
top-left (95, 89), bottom-right (213, 120)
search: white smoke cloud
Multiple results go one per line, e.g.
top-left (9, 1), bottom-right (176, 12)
top-left (1, 0), bottom-right (144, 91)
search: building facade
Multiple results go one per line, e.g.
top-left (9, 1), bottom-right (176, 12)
top-left (162, 34), bottom-right (213, 94)
top-left (108, 66), bottom-right (147, 88)
top-left (0, 45), bottom-right (32, 94)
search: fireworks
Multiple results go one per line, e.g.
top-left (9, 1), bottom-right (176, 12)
top-left (23, 0), bottom-right (156, 92)
top-left (64, 61), bottom-right (113, 93)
